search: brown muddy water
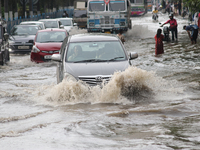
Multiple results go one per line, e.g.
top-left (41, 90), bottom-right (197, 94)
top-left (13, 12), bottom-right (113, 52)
top-left (0, 13), bottom-right (200, 150)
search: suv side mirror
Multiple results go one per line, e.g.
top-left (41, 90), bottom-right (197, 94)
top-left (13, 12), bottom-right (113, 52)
top-left (52, 54), bottom-right (61, 62)
top-left (4, 33), bottom-right (9, 40)
top-left (60, 25), bottom-right (64, 29)
top-left (129, 52), bottom-right (138, 60)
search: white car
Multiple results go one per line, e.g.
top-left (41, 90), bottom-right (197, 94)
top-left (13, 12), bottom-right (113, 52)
top-left (38, 19), bottom-right (64, 29)
top-left (57, 18), bottom-right (74, 32)
top-left (20, 21), bottom-right (46, 29)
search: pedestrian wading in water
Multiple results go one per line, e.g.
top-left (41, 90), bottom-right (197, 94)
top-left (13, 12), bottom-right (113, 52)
top-left (183, 24), bottom-right (199, 44)
top-left (154, 28), bottom-right (164, 55)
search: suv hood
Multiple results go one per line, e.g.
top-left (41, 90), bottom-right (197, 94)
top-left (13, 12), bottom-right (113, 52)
top-left (9, 35), bottom-right (35, 42)
top-left (65, 61), bottom-right (129, 78)
top-left (36, 42), bottom-right (62, 50)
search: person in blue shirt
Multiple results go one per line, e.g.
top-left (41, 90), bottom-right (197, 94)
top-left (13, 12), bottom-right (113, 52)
top-left (183, 24), bottom-right (199, 44)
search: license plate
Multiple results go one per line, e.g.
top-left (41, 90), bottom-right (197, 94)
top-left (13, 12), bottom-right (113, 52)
top-left (44, 55), bottom-right (52, 59)
top-left (105, 31), bottom-right (111, 34)
top-left (18, 46), bottom-right (29, 49)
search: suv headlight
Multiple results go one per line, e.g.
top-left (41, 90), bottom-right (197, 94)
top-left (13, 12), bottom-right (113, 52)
top-left (32, 45), bottom-right (40, 53)
top-left (64, 73), bottom-right (77, 82)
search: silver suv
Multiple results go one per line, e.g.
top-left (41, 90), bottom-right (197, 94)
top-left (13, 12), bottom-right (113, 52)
top-left (52, 33), bottom-right (138, 86)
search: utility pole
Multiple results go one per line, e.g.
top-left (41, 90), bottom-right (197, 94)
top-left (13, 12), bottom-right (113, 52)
top-left (0, 1), bottom-right (1, 17)
top-left (29, 0), bottom-right (33, 18)
top-left (23, 0), bottom-right (26, 18)
top-left (37, 0), bottom-right (40, 15)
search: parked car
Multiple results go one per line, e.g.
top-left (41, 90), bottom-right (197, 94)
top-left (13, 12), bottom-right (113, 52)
top-left (38, 19), bottom-right (64, 29)
top-left (30, 29), bottom-right (68, 63)
top-left (0, 20), bottom-right (10, 65)
top-left (51, 33), bottom-right (138, 85)
top-left (57, 18), bottom-right (73, 32)
top-left (8, 24), bottom-right (41, 54)
top-left (20, 21), bottom-right (46, 29)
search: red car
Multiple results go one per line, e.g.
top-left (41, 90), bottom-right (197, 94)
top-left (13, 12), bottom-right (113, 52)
top-left (30, 29), bottom-right (68, 63)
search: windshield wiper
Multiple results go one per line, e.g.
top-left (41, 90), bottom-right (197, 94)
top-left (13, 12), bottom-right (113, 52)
top-left (9, 34), bottom-right (15, 40)
top-left (18, 33), bottom-right (28, 36)
top-left (108, 57), bottom-right (124, 61)
top-left (74, 59), bottom-right (107, 63)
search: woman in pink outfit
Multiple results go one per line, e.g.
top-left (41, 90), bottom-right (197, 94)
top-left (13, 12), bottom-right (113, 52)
top-left (198, 12), bottom-right (200, 30)
top-left (154, 29), bottom-right (164, 55)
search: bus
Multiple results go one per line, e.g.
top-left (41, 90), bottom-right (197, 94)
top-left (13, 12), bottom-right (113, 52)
top-left (87, 0), bottom-right (132, 34)
top-left (130, 0), bottom-right (147, 17)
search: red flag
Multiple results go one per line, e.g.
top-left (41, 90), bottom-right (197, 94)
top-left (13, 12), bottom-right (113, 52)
top-left (104, 0), bottom-right (110, 5)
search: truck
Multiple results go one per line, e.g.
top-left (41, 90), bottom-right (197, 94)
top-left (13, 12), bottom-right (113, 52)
top-left (87, 0), bottom-right (132, 34)
top-left (73, 0), bottom-right (87, 28)
top-left (0, 17), bottom-right (9, 65)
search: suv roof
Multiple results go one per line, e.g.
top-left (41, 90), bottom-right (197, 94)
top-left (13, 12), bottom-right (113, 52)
top-left (20, 21), bottom-right (44, 23)
top-left (69, 33), bottom-right (119, 43)
top-left (14, 24), bottom-right (41, 27)
top-left (37, 28), bottom-right (67, 33)
top-left (38, 19), bottom-right (59, 21)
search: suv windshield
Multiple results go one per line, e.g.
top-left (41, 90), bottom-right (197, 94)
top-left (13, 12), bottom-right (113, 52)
top-left (11, 26), bottom-right (39, 35)
top-left (109, 1), bottom-right (125, 11)
top-left (36, 31), bottom-right (66, 43)
top-left (66, 41), bottom-right (126, 62)
top-left (42, 21), bottom-right (58, 28)
top-left (59, 20), bottom-right (72, 26)
top-left (89, 1), bottom-right (105, 11)
top-left (21, 23), bottom-right (44, 29)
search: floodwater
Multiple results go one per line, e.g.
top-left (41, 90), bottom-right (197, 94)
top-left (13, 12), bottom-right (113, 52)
top-left (0, 13), bottom-right (200, 150)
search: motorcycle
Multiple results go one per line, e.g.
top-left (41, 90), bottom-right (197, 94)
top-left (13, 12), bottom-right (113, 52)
top-left (152, 13), bottom-right (158, 21)
top-left (163, 26), bottom-right (170, 42)
top-left (159, 23), bottom-right (170, 42)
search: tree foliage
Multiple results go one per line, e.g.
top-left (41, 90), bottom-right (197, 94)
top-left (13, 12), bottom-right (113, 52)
top-left (183, 0), bottom-right (200, 12)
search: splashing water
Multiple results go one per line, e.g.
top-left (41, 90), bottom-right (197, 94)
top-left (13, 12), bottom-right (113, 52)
top-left (126, 25), bottom-right (155, 39)
top-left (41, 66), bottom-right (180, 105)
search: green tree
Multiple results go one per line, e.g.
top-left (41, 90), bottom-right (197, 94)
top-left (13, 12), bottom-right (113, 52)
top-left (183, 0), bottom-right (200, 13)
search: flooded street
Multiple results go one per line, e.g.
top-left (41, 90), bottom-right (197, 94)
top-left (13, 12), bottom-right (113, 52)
top-left (1, 12), bottom-right (200, 150)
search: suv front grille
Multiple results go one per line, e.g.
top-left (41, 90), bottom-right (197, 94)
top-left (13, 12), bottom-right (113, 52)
top-left (78, 75), bottom-right (112, 86)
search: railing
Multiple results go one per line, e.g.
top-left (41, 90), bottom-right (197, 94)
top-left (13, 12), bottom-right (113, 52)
top-left (6, 8), bottom-right (74, 34)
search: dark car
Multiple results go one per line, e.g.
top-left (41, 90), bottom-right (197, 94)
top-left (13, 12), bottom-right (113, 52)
top-left (0, 19), bottom-right (10, 65)
top-left (8, 24), bottom-right (41, 54)
top-left (30, 29), bottom-right (68, 63)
